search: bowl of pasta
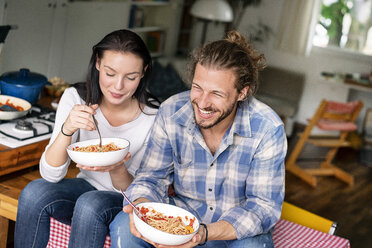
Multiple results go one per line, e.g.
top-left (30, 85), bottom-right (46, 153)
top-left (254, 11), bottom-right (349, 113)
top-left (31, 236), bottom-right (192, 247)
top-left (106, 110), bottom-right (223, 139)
top-left (133, 202), bottom-right (200, 246)
top-left (66, 138), bottom-right (130, 167)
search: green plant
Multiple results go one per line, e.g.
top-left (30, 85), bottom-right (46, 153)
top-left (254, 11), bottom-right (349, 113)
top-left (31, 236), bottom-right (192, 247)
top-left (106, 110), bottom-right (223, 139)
top-left (319, 0), bottom-right (351, 46)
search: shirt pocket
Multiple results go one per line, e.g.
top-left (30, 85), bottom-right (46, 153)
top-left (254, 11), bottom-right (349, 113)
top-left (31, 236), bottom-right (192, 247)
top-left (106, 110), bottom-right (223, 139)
top-left (173, 151), bottom-right (193, 169)
top-left (172, 150), bottom-right (196, 198)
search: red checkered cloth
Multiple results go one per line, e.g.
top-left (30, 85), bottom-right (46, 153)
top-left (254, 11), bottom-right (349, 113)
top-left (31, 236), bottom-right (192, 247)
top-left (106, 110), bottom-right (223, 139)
top-left (47, 218), bottom-right (350, 248)
top-left (273, 219), bottom-right (350, 248)
top-left (47, 217), bottom-right (111, 248)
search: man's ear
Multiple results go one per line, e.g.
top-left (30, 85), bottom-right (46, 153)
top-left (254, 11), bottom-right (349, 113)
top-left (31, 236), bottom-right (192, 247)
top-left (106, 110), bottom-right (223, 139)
top-left (238, 86), bottom-right (249, 101)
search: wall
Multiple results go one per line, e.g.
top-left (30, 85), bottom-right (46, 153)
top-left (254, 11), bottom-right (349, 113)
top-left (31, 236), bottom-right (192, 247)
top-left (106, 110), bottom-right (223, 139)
top-left (237, 0), bottom-right (372, 128)
top-left (0, 0), bottom-right (183, 84)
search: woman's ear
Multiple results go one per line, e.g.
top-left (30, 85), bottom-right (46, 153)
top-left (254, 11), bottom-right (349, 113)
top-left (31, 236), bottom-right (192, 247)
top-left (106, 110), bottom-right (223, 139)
top-left (95, 56), bottom-right (101, 71)
top-left (141, 64), bottom-right (148, 78)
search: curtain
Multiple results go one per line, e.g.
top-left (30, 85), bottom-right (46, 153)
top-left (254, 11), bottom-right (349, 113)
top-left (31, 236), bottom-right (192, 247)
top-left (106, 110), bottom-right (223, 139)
top-left (275, 0), bottom-right (321, 56)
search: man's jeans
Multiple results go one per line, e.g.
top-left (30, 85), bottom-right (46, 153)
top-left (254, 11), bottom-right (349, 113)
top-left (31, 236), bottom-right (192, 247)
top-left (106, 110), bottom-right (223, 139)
top-left (109, 211), bottom-right (274, 248)
top-left (14, 178), bottom-right (123, 248)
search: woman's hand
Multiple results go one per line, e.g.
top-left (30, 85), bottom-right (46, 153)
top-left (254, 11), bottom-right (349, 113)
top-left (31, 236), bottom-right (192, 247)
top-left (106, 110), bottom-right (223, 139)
top-left (62, 104), bottom-right (98, 135)
top-left (76, 152), bottom-right (131, 172)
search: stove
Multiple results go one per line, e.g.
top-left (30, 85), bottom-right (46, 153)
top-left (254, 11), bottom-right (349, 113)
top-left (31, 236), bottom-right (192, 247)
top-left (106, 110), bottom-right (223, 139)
top-left (0, 105), bottom-right (55, 148)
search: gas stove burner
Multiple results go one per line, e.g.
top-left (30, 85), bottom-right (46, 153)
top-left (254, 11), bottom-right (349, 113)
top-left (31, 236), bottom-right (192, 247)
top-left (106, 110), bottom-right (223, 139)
top-left (15, 120), bottom-right (34, 131)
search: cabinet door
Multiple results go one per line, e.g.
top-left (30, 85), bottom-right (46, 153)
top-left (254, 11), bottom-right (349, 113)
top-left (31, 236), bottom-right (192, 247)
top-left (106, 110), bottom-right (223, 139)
top-left (0, 0), bottom-right (60, 76)
top-left (59, 1), bottom-right (130, 83)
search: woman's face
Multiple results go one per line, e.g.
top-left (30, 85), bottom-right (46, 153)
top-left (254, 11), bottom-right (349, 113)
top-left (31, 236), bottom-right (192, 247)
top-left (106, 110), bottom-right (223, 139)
top-left (95, 50), bottom-right (145, 106)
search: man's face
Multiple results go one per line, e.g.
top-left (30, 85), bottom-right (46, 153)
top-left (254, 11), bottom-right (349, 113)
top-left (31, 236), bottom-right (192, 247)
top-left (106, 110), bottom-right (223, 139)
top-left (190, 63), bottom-right (248, 130)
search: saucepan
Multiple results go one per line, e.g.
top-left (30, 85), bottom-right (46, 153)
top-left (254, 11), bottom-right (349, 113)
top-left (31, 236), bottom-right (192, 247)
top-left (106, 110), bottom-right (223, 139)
top-left (0, 95), bottom-right (31, 120)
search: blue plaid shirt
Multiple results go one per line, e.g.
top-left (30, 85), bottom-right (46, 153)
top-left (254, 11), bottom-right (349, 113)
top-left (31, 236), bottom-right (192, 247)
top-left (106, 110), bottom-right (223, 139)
top-left (125, 91), bottom-right (287, 239)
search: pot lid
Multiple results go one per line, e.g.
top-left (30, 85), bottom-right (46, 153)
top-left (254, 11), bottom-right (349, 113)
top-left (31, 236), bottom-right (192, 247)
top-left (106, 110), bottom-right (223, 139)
top-left (0, 68), bottom-right (47, 87)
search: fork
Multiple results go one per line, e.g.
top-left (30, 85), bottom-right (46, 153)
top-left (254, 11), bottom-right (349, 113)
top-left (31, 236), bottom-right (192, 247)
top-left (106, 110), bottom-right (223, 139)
top-left (92, 115), bottom-right (102, 150)
top-left (120, 189), bottom-right (148, 223)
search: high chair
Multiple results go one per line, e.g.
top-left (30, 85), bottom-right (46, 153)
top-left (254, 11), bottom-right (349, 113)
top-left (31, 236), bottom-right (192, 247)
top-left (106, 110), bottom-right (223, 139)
top-left (286, 99), bottom-right (363, 187)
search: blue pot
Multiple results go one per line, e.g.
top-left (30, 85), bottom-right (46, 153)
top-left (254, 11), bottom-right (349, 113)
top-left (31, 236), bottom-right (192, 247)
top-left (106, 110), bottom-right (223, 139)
top-left (0, 68), bottom-right (47, 104)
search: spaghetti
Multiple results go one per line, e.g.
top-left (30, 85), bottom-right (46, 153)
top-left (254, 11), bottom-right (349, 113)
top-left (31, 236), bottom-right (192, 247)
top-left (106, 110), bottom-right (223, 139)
top-left (0, 99), bottom-right (24, 111)
top-left (72, 142), bottom-right (122, 152)
top-left (138, 206), bottom-right (195, 235)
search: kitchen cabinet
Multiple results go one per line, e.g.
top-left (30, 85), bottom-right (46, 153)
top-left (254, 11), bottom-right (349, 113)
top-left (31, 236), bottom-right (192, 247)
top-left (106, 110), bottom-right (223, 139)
top-left (0, 0), bottom-right (183, 84)
top-left (0, 0), bottom-right (68, 78)
top-left (59, 0), bottom-right (182, 83)
top-left (58, 0), bottom-right (131, 83)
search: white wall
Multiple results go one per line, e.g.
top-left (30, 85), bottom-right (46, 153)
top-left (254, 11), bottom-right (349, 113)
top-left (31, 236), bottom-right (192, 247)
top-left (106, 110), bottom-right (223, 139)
top-left (0, 0), bottom-right (5, 24)
top-left (236, 0), bottom-right (372, 128)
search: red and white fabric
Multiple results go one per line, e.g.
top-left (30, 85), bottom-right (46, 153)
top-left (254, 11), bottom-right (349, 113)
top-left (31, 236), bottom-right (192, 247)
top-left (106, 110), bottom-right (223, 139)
top-left (273, 219), bottom-right (350, 248)
top-left (317, 119), bottom-right (358, 131)
top-left (47, 217), bottom-right (350, 248)
top-left (47, 217), bottom-right (111, 248)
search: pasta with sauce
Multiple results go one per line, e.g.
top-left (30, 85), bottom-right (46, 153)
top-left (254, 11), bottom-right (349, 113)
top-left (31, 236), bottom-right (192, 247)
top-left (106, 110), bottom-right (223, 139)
top-left (0, 99), bottom-right (25, 111)
top-left (72, 142), bottom-right (122, 152)
top-left (138, 206), bottom-right (195, 235)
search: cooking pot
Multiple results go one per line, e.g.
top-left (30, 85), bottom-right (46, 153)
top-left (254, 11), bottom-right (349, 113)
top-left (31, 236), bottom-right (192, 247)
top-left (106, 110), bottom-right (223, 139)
top-left (0, 68), bottom-right (47, 104)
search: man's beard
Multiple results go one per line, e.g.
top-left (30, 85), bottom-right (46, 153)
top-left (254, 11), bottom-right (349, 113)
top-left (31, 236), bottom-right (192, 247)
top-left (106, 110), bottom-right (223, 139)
top-left (192, 100), bottom-right (238, 129)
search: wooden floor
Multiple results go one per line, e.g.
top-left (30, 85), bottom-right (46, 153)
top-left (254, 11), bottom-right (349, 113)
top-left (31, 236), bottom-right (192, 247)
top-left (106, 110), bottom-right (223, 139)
top-left (285, 133), bottom-right (372, 248)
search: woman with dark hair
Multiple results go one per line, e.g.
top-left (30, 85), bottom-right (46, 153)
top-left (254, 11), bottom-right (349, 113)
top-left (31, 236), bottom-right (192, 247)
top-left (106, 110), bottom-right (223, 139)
top-left (14, 29), bottom-right (159, 248)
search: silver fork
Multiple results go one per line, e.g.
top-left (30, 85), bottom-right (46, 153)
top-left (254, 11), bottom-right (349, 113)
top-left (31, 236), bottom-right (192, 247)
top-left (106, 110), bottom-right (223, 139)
top-left (120, 189), bottom-right (148, 223)
top-left (92, 115), bottom-right (102, 149)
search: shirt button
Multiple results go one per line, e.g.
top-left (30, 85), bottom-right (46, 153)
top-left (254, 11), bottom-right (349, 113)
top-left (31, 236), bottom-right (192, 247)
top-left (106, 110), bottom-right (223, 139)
top-left (210, 163), bottom-right (214, 167)
top-left (210, 207), bottom-right (213, 210)
top-left (208, 188), bottom-right (212, 192)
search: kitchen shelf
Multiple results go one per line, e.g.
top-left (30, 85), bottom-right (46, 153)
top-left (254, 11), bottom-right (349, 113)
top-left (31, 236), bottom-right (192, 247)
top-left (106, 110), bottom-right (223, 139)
top-left (128, 0), bottom-right (178, 58)
top-left (129, 26), bottom-right (165, 33)
top-left (131, 1), bottom-right (170, 6)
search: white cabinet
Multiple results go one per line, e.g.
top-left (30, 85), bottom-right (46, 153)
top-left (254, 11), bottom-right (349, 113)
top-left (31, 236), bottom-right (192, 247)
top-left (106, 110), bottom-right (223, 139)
top-left (0, 0), bottom-right (67, 78)
top-left (59, 1), bottom-right (131, 83)
top-left (0, 0), bottom-right (183, 84)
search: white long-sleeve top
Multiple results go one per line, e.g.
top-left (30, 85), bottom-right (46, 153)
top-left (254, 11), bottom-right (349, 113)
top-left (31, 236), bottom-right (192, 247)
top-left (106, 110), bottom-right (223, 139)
top-left (39, 87), bottom-right (158, 191)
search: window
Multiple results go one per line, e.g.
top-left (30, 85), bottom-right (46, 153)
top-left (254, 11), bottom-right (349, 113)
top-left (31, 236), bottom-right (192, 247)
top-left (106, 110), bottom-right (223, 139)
top-left (313, 0), bottom-right (372, 56)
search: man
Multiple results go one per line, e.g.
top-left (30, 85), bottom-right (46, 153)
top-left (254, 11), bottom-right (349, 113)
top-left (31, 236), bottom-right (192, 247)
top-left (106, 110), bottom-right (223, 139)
top-left (110, 30), bottom-right (287, 248)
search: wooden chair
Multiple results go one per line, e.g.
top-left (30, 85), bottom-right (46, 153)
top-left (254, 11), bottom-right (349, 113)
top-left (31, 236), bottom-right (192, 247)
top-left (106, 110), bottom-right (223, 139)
top-left (286, 99), bottom-right (363, 187)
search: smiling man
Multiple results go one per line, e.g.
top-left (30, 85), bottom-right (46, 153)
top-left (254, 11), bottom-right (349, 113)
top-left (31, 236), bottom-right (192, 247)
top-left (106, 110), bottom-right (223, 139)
top-left (110, 30), bottom-right (287, 248)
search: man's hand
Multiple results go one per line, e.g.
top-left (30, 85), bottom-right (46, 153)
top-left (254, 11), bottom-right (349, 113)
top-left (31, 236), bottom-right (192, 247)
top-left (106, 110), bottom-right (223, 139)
top-left (123, 198), bottom-right (152, 242)
top-left (123, 200), bottom-right (206, 248)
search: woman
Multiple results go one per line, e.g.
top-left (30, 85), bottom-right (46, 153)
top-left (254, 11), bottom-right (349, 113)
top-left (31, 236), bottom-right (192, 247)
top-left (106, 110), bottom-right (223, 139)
top-left (14, 29), bottom-right (159, 248)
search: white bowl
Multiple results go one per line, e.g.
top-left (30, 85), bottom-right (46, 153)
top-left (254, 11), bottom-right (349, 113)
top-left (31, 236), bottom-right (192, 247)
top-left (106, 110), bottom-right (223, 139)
top-left (66, 138), bottom-right (130, 167)
top-left (133, 202), bottom-right (200, 246)
top-left (0, 95), bottom-right (31, 120)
